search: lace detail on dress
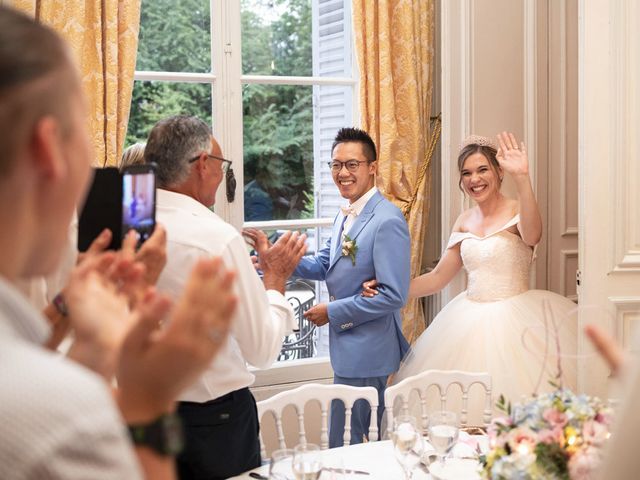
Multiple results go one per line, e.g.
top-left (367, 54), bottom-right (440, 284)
top-left (462, 232), bottom-right (532, 301)
top-left (446, 215), bottom-right (534, 302)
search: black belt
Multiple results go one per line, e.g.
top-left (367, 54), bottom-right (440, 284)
top-left (179, 387), bottom-right (251, 408)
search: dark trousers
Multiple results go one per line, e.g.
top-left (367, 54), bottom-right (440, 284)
top-left (329, 375), bottom-right (387, 448)
top-left (176, 388), bottom-right (261, 480)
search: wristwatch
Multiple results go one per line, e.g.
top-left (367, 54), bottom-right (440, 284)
top-left (127, 413), bottom-right (184, 456)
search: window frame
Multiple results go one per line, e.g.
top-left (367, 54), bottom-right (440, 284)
top-left (132, 0), bottom-right (359, 376)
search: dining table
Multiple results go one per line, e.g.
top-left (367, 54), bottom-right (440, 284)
top-left (230, 433), bottom-right (486, 480)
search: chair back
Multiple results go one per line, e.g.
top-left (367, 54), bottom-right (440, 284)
top-left (384, 369), bottom-right (492, 438)
top-left (256, 383), bottom-right (379, 458)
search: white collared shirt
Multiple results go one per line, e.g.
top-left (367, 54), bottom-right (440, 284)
top-left (0, 277), bottom-right (142, 479)
top-left (156, 189), bottom-right (296, 402)
top-left (343, 186), bottom-right (378, 235)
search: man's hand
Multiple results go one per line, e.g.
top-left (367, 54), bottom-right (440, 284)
top-left (361, 279), bottom-right (379, 298)
top-left (242, 228), bottom-right (271, 265)
top-left (244, 229), bottom-right (307, 293)
top-left (116, 257), bottom-right (237, 423)
top-left (304, 303), bottom-right (329, 327)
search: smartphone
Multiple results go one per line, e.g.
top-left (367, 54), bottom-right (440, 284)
top-left (78, 167), bottom-right (123, 251)
top-left (121, 163), bottom-right (156, 247)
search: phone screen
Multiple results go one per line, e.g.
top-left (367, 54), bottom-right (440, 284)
top-left (122, 165), bottom-right (156, 245)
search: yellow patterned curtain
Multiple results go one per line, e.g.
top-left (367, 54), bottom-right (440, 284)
top-left (353, 0), bottom-right (435, 344)
top-left (7, 0), bottom-right (141, 166)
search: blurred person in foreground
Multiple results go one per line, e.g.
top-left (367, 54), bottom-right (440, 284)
top-left (145, 114), bottom-right (307, 479)
top-left (0, 6), bottom-right (237, 479)
top-left (585, 324), bottom-right (640, 479)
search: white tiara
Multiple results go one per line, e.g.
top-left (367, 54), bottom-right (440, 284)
top-left (459, 135), bottom-right (497, 151)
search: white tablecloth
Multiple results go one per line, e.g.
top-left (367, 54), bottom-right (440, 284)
top-left (230, 439), bottom-right (483, 479)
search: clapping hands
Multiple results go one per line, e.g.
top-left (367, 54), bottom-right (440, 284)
top-left (59, 223), bottom-right (238, 427)
top-left (496, 131), bottom-right (529, 177)
top-left (57, 227), bottom-right (155, 375)
top-left (243, 228), bottom-right (308, 293)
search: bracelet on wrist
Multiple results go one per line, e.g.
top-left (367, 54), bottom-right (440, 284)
top-left (52, 292), bottom-right (68, 317)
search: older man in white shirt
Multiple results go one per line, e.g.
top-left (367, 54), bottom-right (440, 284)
top-left (144, 115), bottom-right (307, 480)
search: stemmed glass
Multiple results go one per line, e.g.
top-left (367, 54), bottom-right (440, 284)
top-left (427, 410), bottom-right (459, 467)
top-left (292, 443), bottom-right (322, 480)
top-left (391, 415), bottom-right (424, 479)
top-left (269, 448), bottom-right (294, 480)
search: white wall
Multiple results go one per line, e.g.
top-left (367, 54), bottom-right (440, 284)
top-left (578, 0), bottom-right (640, 397)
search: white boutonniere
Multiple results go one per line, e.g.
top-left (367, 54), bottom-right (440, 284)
top-left (341, 234), bottom-right (358, 266)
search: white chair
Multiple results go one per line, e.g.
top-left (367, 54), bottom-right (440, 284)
top-left (384, 369), bottom-right (492, 438)
top-left (256, 383), bottom-right (379, 458)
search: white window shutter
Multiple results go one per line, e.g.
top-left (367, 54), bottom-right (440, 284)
top-left (312, 0), bottom-right (353, 356)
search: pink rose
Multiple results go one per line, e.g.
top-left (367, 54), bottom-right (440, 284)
top-left (507, 427), bottom-right (538, 454)
top-left (568, 446), bottom-right (600, 480)
top-left (583, 420), bottom-right (609, 447)
top-left (537, 428), bottom-right (562, 445)
top-left (543, 408), bottom-right (568, 428)
top-left (487, 417), bottom-right (511, 448)
top-left (595, 411), bottom-right (613, 427)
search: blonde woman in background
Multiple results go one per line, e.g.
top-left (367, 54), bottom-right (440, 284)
top-left (120, 142), bottom-right (146, 171)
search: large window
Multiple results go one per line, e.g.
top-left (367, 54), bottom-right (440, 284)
top-left (127, 0), bottom-right (357, 362)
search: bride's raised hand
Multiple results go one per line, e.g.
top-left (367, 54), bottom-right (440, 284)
top-left (496, 132), bottom-right (529, 177)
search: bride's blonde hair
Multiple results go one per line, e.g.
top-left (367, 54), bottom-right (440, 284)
top-left (457, 135), bottom-right (501, 193)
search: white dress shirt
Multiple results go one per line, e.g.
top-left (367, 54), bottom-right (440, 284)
top-left (0, 277), bottom-right (142, 479)
top-left (342, 186), bottom-right (378, 235)
top-left (156, 189), bottom-right (295, 402)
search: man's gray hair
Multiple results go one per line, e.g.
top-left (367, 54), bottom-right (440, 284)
top-left (144, 115), bottom-right (212, 188)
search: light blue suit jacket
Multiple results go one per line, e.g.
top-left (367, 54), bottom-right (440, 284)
top-left (294, 191), bottom-right (411, 378)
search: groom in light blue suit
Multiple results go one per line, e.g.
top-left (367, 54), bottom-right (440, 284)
top-left (296, 128), bottom-right (411, 447)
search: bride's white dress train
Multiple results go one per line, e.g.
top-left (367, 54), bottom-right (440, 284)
top-left (395, 215), bottom-right (578, 421)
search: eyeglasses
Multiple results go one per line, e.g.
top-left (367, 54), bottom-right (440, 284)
top-left (189, 152), bottom-right (236, 202)
top-left (189, 153), bottom-right (233, 173)
top-left (327, 160), bottom-right (369, 173)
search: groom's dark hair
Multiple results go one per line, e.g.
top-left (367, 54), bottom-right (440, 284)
top-left (332, 127), bottom-right (377, 163)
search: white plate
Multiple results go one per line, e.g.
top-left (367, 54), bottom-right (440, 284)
top-left (428, 458), bottom-right (481, 480)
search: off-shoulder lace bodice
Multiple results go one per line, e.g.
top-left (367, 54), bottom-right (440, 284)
top-left (447, 215), bottom-right (533, 302)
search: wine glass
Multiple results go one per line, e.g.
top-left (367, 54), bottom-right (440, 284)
top-left (391, 415), bottom-right (424, 479)
top-left (427, 410), bottom-right (459, 467)
top-left (292, 443), bottom-right (322, 480)
top-left (270, 448), bottom-right (294, 480)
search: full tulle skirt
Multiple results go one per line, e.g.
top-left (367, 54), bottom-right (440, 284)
top-left (393, 289), bottom-right (578, 424)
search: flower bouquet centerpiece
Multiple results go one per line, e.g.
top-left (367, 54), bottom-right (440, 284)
top-left (481, 388), bottom-right (613, 480)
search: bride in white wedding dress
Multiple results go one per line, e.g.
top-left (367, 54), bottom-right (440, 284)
top-left (364, 132), bottom-right (577, 418)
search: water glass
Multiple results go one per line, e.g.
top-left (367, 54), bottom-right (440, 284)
top-left (392, 415), bottom-right (424, 479)
top-left (270, 448), bottom-right (294, 480)
top-left (427, 410), bottom-right (459, 467)
top-left (292, 443), bottom-right (322, 480)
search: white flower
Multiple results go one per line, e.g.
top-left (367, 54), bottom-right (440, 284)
top-left (341, 234), bottom-right (358, 266)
